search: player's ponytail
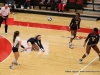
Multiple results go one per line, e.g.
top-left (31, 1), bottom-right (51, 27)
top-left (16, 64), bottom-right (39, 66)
top-left (13, 31), bottom-right (19, 43)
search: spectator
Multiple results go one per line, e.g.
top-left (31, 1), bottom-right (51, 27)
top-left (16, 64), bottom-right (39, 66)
top-left (51, 0), bottom-right (61, 11)
top-left (58, 0), bottom-right (67, 12)
top-left (39, 0), bottom-right (46, 9)
top-left (24, 0), bottom-right (31, 9)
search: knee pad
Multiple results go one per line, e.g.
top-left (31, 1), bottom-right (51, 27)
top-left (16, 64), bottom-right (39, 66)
top-left (85, 53), bottom-right (88, 56)
top-left (71, 35), bottom-right (74, 39)
top-left (12, 59), bottom-right (17, 63)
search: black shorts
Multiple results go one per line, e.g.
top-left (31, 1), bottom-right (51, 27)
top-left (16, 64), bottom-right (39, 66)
top-left (27, 40), bottom-right (35, 44)
top-left (92, 45), bottom-right (96, 48)
top-left (70, 27), bottom-right (77, 30)
top-left (12, 47), bottom-right (18, 52)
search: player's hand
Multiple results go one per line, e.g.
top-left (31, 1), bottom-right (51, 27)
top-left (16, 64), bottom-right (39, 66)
top-left (78, 29), bottom-right (80, 31)
top-left (42, 50), bottom-right (45, 52)
top-left (41, 48), bottom-right (45, 52)
top-left (83, 44), bottom-right (86, 48)
top-left (24, 48), bottom-right (27, 51)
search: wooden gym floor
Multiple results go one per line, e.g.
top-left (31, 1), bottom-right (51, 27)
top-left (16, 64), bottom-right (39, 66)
top-left (0, 13), bottom-right (100, 75)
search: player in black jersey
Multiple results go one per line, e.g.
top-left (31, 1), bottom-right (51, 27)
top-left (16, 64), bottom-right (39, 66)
top-left (69, 13), bottom-right (81, 49)
top-left (79, 28), bottom-right (100, 64)
top-left (27, 35), bottom-right (45, 52)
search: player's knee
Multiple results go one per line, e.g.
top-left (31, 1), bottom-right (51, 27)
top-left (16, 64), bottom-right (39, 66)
top-left (85, 53), bottom-right (89, 56)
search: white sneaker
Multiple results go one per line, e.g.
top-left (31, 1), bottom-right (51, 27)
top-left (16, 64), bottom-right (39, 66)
top-left (69, 42), bottom-right (73, 49)
top-left (9, 65), bottom-right (14, 70)
top-left (79, 59), bottom-right (82, 64)
top-left (14, 62), bottom-right (20, 65)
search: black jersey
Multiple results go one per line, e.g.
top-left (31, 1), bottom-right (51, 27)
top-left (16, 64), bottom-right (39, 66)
top-left (27, 37), bottom-right (44, 49)
top-left (85, 33), bottom-right (99, 45)
top-left (69, 17), bottom-right (81, 29)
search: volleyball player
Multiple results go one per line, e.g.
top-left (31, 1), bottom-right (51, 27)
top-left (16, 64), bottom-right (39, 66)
top-left (79, 28), bottom-right (100, 64)
top-left (27, 35), bottom-right (45, 52)
top-left (69, 13), bottom-right (81, 48)
top-left (9, 31), bottom-right (26, 69)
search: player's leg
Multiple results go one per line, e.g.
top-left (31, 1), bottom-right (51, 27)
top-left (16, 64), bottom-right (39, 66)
top-left (79, 45), bottom-right (91, 64)
top-left (69, 30), bottom-right (75, 48)
top-left (92, 45), bottom-right (100, 61)
top-left (32, 43), bottom-right (39, 51)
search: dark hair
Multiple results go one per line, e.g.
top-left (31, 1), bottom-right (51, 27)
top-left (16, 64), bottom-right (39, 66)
top-left (93, 28), bottom-right (98, 34)
top-left (76, 13), bottom-right (80, 17)
top-left (13, 31), bottom-right (19, 43)
top-left (35, 35), bottom-right (41, 40)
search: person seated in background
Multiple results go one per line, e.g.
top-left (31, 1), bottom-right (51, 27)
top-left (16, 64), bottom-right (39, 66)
top-left (58, 0), bottom-right (67, 12)
top-left (5, 0), bottom-right (15, 14)
top-left (39, 0), bottom-right (46, 4)
top-left (51, 0), bottom-right (61, 11)
top-left (39, 0), bottom-right (51, 10)
top-left (23, 0), bottom-right (31, 9)
top-left (39, 0), bottom-right (46, 9)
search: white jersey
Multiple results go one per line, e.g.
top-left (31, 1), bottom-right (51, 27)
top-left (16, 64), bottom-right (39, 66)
top-left (13, 36), bottom-right (21, 48)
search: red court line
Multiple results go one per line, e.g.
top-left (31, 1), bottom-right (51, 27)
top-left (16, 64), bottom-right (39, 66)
top-left (0, 36), bottom-right (12, 62)
top-left (12, 21), bottom-right (100, 34)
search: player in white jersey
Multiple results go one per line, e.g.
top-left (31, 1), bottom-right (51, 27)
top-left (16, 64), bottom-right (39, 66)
top-left (9, 31), bottom-right (26, 69)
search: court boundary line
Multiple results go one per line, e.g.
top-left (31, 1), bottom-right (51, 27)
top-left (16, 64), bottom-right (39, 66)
top-left (0, 35), bottom-right (13, 63)
top-left (75, 56), bottom-right (98, 75)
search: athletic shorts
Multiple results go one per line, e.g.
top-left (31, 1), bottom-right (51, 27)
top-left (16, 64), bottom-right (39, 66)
top-left (70, 26), bottom-right (77, 30)
top-left (12, 47), bottom-right (18, 52)
top-left (92, 45), bottom-right (96, 48)
top-left (27, 40), bottom-right (35, 44)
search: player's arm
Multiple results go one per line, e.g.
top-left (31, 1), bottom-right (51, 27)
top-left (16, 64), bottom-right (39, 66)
top-left (18, 40), bottom-right (27, 51)
top-left (69, 18), bottom-right (73, 28)
top-left (83, 34), bottom-right (90, 47)
top-left (95, 35), bottom-right (99, 44)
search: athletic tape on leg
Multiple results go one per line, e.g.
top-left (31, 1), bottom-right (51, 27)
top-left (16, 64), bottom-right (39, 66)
top-left (85, 53), bottom-right (88, 56)
top-left (71, 35), bottom-right (74, 39)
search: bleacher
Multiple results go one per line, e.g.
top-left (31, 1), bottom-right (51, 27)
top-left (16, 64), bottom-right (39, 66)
top-left (0, 0), bottom-right (100, 20)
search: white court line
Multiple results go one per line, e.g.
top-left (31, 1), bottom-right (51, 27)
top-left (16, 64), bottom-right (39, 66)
top-left (76, 56), bottom-right (98, 75)
top-left (0, 35), bottom-right (13, 63)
